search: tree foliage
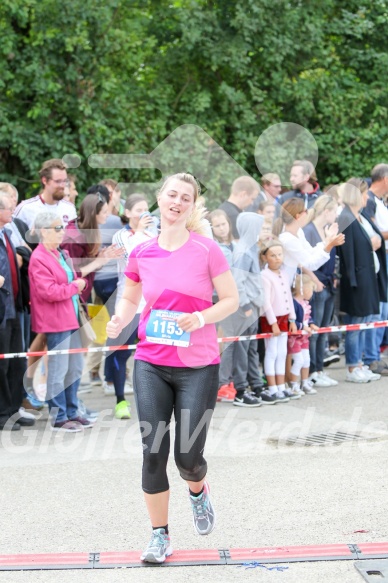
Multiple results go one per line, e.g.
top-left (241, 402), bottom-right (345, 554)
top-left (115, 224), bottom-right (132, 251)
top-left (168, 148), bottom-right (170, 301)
top-left (1, 0), bottom-right (388, 205)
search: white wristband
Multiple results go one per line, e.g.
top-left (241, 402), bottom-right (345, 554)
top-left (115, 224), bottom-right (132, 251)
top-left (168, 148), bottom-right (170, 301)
top-left (193, 311), bottom-right (205, 328)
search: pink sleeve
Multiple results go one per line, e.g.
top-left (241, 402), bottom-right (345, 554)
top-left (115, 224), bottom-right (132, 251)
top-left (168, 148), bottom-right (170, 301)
top-left (208, 241), bottom-right (230, 279)
top-left (124, 248), bottom-right (140, 283)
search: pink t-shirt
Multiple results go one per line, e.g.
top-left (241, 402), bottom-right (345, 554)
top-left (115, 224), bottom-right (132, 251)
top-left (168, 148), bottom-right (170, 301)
top-left (124, 231), bottom-right (230, 367)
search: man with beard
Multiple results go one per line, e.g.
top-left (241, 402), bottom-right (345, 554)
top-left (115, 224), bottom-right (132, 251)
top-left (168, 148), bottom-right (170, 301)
top-left (277, 160), bottom-right (323, 210)
top-left (13, 159), bottom-right (76, 229)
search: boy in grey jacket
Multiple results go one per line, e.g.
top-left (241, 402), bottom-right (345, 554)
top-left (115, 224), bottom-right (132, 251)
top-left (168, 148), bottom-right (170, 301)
top-left (219, 212), bottom-right (266, 407)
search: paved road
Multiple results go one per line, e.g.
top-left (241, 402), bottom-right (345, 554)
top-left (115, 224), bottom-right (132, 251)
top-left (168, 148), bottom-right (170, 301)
top-left (1, 357), bottom-right (387, 582)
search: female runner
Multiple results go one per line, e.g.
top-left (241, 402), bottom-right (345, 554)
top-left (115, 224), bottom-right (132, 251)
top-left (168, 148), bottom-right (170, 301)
top-left (107, 173), bottom-right (238, 563)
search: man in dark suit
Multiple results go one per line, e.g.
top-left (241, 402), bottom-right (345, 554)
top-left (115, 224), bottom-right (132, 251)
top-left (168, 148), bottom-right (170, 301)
top-left (0, 191), bottom-right (35, 430)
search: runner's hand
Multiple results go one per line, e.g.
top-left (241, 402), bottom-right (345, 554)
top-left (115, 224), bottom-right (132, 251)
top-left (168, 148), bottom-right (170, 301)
top-left (176, 313), bottom-right (202, 332)
top-left (107, 315), bottom-right (123, 338)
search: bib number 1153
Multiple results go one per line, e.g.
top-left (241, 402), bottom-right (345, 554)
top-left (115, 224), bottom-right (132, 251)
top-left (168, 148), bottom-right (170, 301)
top-left (146, 310), bottom-right (190, 347)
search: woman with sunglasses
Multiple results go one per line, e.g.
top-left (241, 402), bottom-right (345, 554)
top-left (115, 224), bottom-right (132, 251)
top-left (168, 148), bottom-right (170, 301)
top-left (29, 211), bottom-right (91, 431)
top-left (61, 194), bottom-right (123, 303)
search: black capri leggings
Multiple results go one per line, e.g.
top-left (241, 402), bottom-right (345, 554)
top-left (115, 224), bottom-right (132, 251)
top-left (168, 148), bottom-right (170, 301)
top-left (133, 359), bottom-right (219, 494)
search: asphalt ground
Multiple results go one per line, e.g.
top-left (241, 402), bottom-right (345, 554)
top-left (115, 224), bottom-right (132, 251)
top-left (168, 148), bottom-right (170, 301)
top-left (1, 355), bottom-right (388, 582)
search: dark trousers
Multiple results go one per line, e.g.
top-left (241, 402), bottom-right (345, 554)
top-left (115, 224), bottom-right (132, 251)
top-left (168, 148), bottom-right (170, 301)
top-left (0, 317), bottom-right (24, 420)
top-left (133, 360), bottom-right (219, 494)
top-left (219, 308), bottom-right (262, 392)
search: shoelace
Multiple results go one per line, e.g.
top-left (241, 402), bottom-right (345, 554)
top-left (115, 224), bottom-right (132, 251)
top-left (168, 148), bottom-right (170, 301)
top-left (148, 530), bottom-right (167, 549)
top-left (191, 493), bottom-right (208, 517)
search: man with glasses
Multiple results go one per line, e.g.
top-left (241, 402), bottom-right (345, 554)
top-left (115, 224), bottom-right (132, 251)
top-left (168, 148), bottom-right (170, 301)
top-left (246, 173), bottom-right (283, 212)
top-left (14, 158), bottom-right (77, 230)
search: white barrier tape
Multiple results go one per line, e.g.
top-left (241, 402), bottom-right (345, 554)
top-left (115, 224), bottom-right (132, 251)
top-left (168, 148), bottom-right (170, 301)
top-left (0, 320), bottom-right (387, 360)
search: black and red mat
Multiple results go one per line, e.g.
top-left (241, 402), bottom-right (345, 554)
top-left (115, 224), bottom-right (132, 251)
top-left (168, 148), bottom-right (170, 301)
top-left (1, 542), bottom-right (388, 570)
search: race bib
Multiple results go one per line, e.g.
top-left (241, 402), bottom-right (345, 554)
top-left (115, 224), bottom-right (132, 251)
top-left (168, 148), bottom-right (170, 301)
top-left (146, 310), bottom-right (190, 347)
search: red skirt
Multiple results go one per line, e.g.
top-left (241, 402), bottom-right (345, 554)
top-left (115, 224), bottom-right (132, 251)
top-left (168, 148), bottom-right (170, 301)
top-left (260, 314), bottom-right (289, 333)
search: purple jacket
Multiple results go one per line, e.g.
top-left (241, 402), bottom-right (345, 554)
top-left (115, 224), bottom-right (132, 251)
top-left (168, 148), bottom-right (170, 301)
top-left (29, 244), bottom-right (80, 333)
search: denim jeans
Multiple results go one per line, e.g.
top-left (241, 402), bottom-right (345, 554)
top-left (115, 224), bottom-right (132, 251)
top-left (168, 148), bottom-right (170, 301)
top-left (363, 313), bottom-right (380, 365)
top-left (46, 329), bottom-right (84, 422)
top-left (309, 288), bottom-right (335, 373)
top-left (104, 314), bottom-right (139, 398)
top-left (343, 314), bottom-right (367, 367)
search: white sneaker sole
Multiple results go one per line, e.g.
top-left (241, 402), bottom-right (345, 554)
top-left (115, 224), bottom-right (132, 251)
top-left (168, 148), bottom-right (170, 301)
top-left (141, 546), bottom-right (173, 563)
top-left (346, 377), bottom-right (369, 383)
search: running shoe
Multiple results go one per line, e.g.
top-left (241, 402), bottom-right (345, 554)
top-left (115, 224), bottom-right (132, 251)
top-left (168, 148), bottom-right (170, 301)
top-left (115, 401), bottom-right (131, 419)
top-left (233, 391), bottom-right (262, 407)
top-left (301, 381), bottom-right (317, 394)
top-left (323, 351), bottom-right (341, 367)
top-left (309, 371), bottom-right (332, 387)
top-left (273, 390), bottom-right (290, 403)
top-left (25, 394), bottom-right (46, 409)
top-left (345, 368), bottom-right (370, 383)
top-left (189, 481), bottom-right (216, 535)
top-left (141, 528), bottom-right (172, 563)
top-left (283, 387), bottom-right (301, 400)
top-left (288, 382), bottom-right (305, 397)
top-left (259, 389), bottom-right (277, 404)
top-left (318, 372), bottom-right (338, 386)
top-left (51, 420), bottom-right (83, 432)
top-left (217, 384), bottom-right (236, 402)
top-left (361, 366), bottom-right (381, 381)
top-left (69, 416), bottom-right (94, 428)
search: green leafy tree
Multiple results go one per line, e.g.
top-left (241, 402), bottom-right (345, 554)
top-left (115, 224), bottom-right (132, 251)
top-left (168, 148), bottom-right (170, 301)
top-left (1, 0), bottom-right (387, 206)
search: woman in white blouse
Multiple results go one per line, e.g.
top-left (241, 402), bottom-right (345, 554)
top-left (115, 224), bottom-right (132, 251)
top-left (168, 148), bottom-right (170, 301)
top-left (273, 198), bottom-right (344, 286)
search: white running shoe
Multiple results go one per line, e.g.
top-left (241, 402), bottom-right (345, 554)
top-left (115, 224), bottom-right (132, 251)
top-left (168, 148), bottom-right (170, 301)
top-left (141, 528), bottom-right (172, 563)
top-left (302, 380), bottom-right (317, 395)
top-left (346, 368), bottom-right (370, 383)
top-left (288, 382), bottom-right (305, 397)
top-left (309, 371), bottom-right (332, 387)
top-left (361, 366), bottom-right (381, 382)
top-left (319, 372), bottom-right (338, 386)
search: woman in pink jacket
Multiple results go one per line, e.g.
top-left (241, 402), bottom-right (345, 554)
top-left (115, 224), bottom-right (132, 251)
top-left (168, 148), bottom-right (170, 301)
top-left (29, 211), bottom-right (91, 432)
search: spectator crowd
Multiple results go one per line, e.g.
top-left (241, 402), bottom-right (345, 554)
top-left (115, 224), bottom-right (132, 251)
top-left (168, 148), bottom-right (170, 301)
top-left (1, 158), bottom-right (388, 430)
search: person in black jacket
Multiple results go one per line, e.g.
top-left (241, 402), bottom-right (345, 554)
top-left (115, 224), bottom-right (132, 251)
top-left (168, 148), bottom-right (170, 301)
top-left (337, 178), bottom-right (387, 383)
top-left (303, 195), bottom-right (341, 387)
top-left (0, 191), bottom-right (35, 430)
top-left (277, 160), bottom-right (323, 210)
